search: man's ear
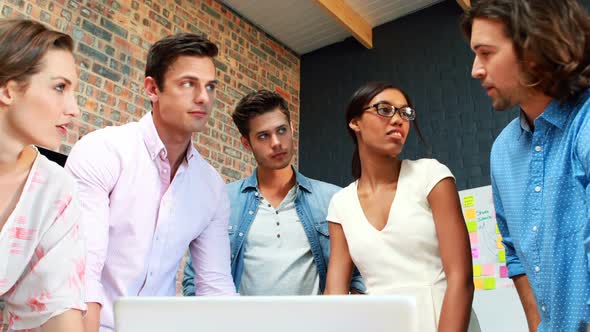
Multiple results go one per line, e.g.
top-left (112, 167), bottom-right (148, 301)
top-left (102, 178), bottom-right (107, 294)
top-left (240, 135), bottom-right (252, 152)
top-left (0, 81), bottom-right (20, 107)
top-left (144, 77), bottom-right (160, 104)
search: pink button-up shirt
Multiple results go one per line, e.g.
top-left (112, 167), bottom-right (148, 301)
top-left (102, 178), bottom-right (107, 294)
top-left (65, 113), bottom-right (235, 331)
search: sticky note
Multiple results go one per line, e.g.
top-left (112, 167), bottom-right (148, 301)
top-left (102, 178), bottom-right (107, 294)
top-left (471, 247), bottom-right (480, 259)
top-left (463, 195), bottom-right (475, 207)
top-left (498, 250), bottom-right (506, 263)
top-left (464, 208), bottom-right (476, 220)
top-left (474, 278), bottom-right (484, 290)
top-left (497, 237), bottom-right (504, 249)
top-left (484, 277), bottom-right (496, 290)
top-left (473, 264), bottom-right (482, 277)
top-left (496, 224), bottom-right (500, 234)
top-left (482, 264), bottom-right (494, 276)
top-left (500, 266), bottom-right (508, 278)
top-left (466, 221), bottom-right (477, 233)
top-left (469, 233), bottom-right (479, 245)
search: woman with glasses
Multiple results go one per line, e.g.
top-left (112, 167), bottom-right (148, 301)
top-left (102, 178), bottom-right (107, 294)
top-left (0, 19), bottom-right (85, 331)
top-left (324, 82), bottom-right (480, 332)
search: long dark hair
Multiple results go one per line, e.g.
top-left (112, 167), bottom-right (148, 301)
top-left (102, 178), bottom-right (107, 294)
top-left (345, 82), bottom-right (425, 180)
top-left (461, 0), bottom-right (590, 103)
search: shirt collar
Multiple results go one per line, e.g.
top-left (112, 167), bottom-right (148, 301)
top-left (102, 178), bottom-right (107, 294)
top-left (139, 112), bottom-right (195, 162)
top-left (241, 166), bottom-right (312, 193)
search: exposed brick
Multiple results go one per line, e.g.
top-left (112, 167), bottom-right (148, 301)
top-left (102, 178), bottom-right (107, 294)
top-left (100, 17), bottom-right (128, 38)
top-left (82, 19), bottom-right (112, 42)
top-left (92, 63), bottom-right (121, 82)
top-left (78, 43), bottom-right (108, 63)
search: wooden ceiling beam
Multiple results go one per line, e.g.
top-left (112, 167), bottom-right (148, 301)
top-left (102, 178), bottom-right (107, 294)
top-left (456, 0), bottom-right (471, 11)
top-left (312, 0), bottom-right (373, 49)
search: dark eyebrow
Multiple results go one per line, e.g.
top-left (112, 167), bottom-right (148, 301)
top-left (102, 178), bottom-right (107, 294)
top-left (472, 44), bottom-right (494, 51)
top-left (51, 76), bottom-right (72, 85)
top-left (178, 75), bottom-right (218, 86)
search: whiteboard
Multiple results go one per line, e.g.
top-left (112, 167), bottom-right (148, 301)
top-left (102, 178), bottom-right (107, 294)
top-left (458, 185), bottom-right (527, 332)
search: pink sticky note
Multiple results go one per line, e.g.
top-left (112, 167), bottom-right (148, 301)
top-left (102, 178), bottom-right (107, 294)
top-left (500, 266), bottom-right (508, 278)
top-left (482, 264), bottom-right (495, 276)
top-left (471, 247), bottom-right (480, 259)
top-left (469, 233), bottom-right (479, 245)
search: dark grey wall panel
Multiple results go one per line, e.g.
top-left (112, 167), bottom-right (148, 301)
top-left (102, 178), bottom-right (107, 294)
top-left (299, 0), bottom-right (590, 190)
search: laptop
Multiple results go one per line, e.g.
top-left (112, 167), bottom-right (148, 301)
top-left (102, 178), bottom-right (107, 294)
top-left (114, 295), bottom-right (417, 332)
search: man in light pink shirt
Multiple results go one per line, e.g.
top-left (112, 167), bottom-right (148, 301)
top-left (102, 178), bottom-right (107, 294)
top-left (65, 33), bottom-right (236, 332)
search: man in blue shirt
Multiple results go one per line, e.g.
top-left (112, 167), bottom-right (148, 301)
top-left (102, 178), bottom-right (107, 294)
top-left (463, 0), bottom-right (590, 331)
top-left (183, 90), bottom-right (365, 295)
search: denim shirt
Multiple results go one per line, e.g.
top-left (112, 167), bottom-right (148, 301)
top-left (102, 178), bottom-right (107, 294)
top-left (182, 168), bottom-right (366, 295)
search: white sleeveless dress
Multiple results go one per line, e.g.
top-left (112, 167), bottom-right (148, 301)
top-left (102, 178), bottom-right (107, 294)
top-left (327, 159), bottom-right (480, 332)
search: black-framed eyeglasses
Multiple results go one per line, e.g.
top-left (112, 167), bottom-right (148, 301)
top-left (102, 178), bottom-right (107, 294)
top-left (362, 102), bottom-right (416, 121)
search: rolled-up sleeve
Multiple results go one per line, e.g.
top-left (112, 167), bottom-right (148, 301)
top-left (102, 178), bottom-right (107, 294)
top-left (65, 133), bottom-right (119, 306)
top-left (492, 170), bottom-right (525, 278)
top-left (574, 115), bottom-right (590, 306)
top-left (189, 186), bottom-right (237, 296)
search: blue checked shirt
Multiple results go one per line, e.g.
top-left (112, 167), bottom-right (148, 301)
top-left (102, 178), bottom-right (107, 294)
top-left (490, 90), bottom-right (590, 331)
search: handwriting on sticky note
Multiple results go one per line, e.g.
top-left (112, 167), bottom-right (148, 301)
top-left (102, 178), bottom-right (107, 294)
top-left (474, 278), bottom-right (484, 290)
top-left (497, 237), bottom-right (504, 249)
top-left (500, 266), bottom-right (508, 278)
top-left (473, 264), bottom-right (482, 277)
top-left (498, 250), bottom-right (506, 263)
top-left (466, 221), bottom-right (477, 233)
top-left (471, 247), bottom-right (480, 259)
top-left (484, 277), bottom-right (496, 290)
top-left (469, 233), bottom-right (479, 245)
top-left (463, 195), bottom-right (475, 208)
top-left (482, 264), bottom-right (494, 276)
top-left (464, 208), bottom-right (476, 220)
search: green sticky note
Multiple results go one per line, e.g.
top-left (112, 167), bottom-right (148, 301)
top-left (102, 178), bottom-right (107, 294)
top-left (484, 277), bottom-right (496, 290)
top-left (498, 250), bottom-right (506, 263)
top-left (496, 224), bottom-right (500, 234)
top-left (466, 221), bottom-right (477, 233)
top-left (463, 195), bottom-right (475, 208)
top-left (473, 264), bottom-right (482, 277)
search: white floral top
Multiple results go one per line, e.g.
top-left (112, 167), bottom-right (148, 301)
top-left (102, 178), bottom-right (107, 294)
top-left (0, 151), bottom-right (86, 331)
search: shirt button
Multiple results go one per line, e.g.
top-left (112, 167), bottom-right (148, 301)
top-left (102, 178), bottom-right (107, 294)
top-left (229, 225), bottom-right (233, 230)
top-left (248, 210), bottom-right (254, 215)
top-left (231, 254), bottom-right (235, 258)
top-left (535, 146), bottom-right (542, 152)
top-left (275, 211), bottom-right (279, 215)
top-left (533, 226), bottom-right (538, 232)
top-left (541, 305), bottom-right (546, 312)
top-left (239, 232), bottom-right (243, 237)
top-left (276, 222), bottom-right (280, 226)
top-left (163, 169), bottom-right (168, 173)
top-left (534, 186), bottom-right (541, 192)
top-left (277, 234), bottom-right (280, 238)
top-left (254, 192), bottom-right (259, 196)
top-left (535, 266), bottom-right (540, 272)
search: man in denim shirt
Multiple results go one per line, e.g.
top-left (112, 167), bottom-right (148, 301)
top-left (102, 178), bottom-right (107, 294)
top-left (464, 1), bottom-right (590, 331)
top-left (183, 90), bottom-right (364, 295)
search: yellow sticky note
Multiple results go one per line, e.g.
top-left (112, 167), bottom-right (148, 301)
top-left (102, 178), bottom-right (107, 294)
top-left (484, 277), bottom-right (496, 290)
top-left (466, 221), bottom-right (477, 233)
top-left (474, 278), bottom-right (484, 290)
top-left (463, 195), bottom-right (475, 207)
top-left (496, 224), bottom-right (500, 234)
top-left (464, 208), bottom-right (476, 221)
top-left (498, 250), bottom-right (506, 263)
top-left (497, 237), bottom-right (504, 249)
top-left (473, 264), bottom-right (482, 277)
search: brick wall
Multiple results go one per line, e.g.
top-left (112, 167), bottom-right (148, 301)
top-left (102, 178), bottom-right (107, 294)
top-left (1, 0), bottom-right (301, 181)
top-left (1, 0), bottom-right (300, 295)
